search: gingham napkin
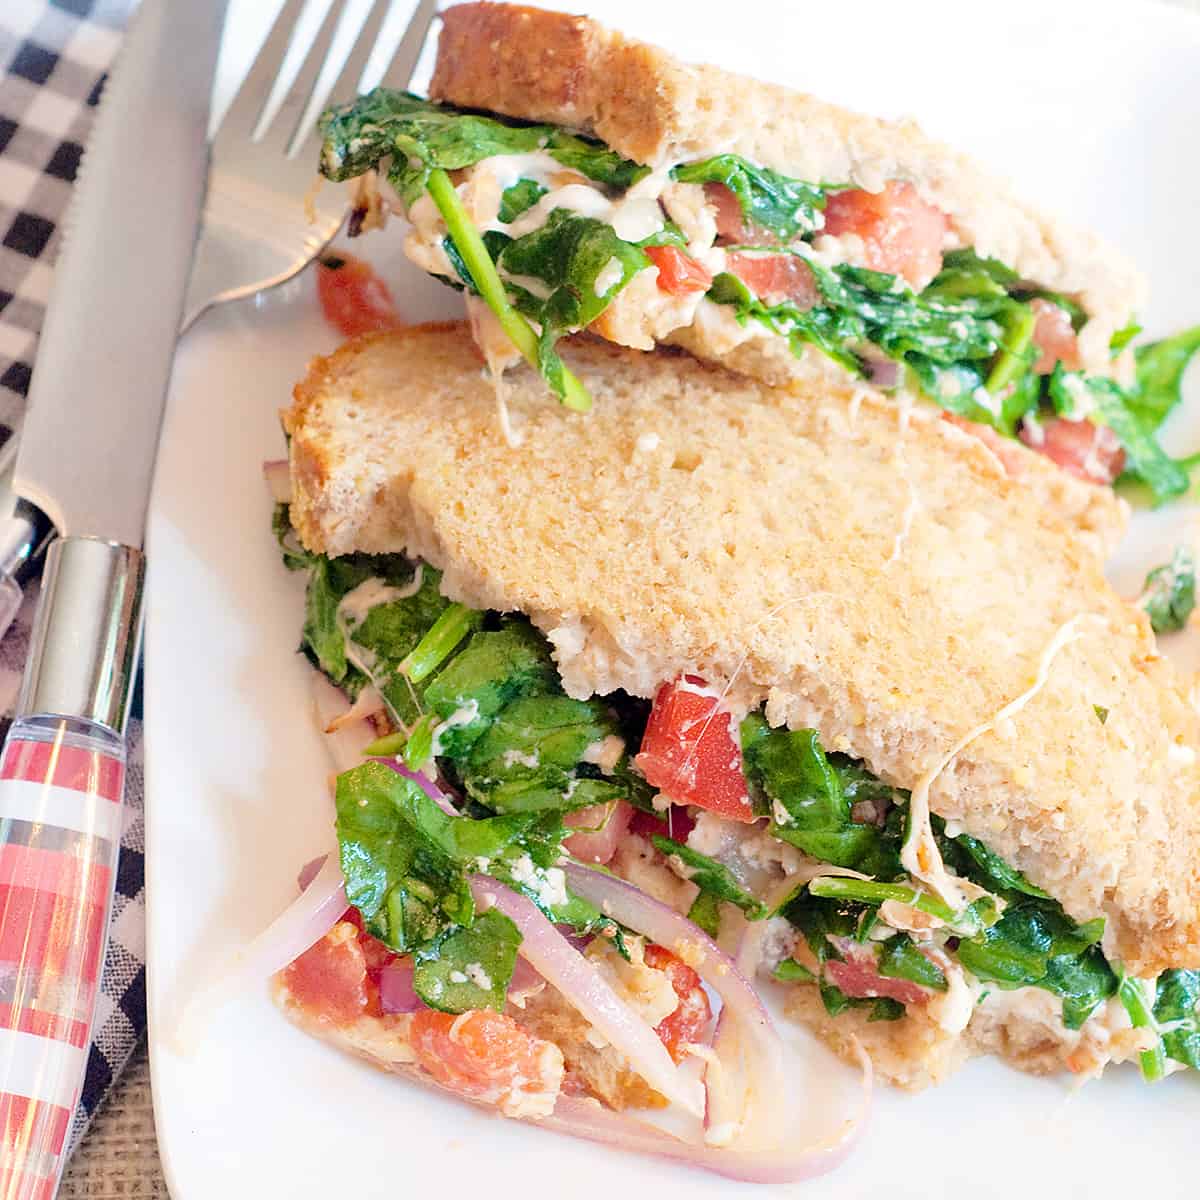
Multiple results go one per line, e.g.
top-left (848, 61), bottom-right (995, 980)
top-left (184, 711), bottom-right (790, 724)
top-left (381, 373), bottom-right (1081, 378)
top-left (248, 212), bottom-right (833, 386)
top-left (0, 0), bottom-right (145, 1152)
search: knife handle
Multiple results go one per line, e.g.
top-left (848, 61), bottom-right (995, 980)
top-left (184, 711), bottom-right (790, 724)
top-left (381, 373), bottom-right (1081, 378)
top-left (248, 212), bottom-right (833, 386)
top-left (0, 716), bottom-right (126, 1200)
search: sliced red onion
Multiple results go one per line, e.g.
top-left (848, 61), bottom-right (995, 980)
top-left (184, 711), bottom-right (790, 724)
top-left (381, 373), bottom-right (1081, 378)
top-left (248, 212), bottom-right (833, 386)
top-left (373, 758), bottom-right (458, 817)
top-left (379, 958), bottom-right (422, 1014)
top-left (506, 956), bottom-right (546, 1008)
top-left (542, 1057), bottom-right (870, 1184)
top-left (173, 851), bottom-right (347, 1054)
top-left (563, 861), bottom-right (793, 1146)
top-left (297, 854), bottom-right (327, 892)
top-left (340, 1046), bottom-right (867, 1183)
top-left (470, 875), bottom-right (706, 1118)
top-left (562, 863), bottom-right (778, 1063)
top-left (263, 458), bottom-right (292, 503)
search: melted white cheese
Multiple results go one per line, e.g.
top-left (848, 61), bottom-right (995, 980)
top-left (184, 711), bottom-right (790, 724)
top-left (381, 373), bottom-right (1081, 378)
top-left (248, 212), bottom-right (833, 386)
top-left (900, 614), bottom-right (1097, 908)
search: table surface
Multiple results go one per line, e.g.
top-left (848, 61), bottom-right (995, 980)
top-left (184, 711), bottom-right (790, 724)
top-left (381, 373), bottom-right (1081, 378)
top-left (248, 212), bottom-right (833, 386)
top-left (60, 0), bottom-right (1200, 1192)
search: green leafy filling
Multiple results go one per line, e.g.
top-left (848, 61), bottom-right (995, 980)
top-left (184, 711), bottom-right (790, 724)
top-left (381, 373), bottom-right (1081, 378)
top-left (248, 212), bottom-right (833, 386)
top-left (318, 90), bottom-right (647, 203)
top-left (650, 835), bottom-right (768, 920)
top-left (671, 155), bottom-right (827, 240)
top-left (1139, 545), bottom-right (1196, 633)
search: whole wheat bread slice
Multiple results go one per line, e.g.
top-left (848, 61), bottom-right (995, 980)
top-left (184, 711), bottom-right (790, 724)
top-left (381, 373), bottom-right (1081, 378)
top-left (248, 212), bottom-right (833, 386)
top-left (284, 323), bottom-right (1200, 983)
top-left (429, 2), bottom-right (1144, 371)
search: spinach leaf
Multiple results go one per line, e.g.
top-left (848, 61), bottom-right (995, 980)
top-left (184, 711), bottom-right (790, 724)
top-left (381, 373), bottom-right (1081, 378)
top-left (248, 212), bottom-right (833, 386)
top-left (707, 262), bottom-right (1014, 429)
top-left (935, 820), bottom-right (1050, 899)
top-left (1130, 324), bottom-right (1200, 431)
top-left (1140, 546), bottom-right (1196, 633)
top-left (877, 935), bottom-right (947, 992)
top-left (783, 892), bottom-right (907, 1019)
top-left (300, 552), bottom-right (436, 703)
top-left (956, 901), bottom-right (1115, 1029)
top-left (773, 958), bottom-right (815, 983)
top-left (1154, 968), bottom-right (1200, 1070)
top-left (423, 622), bottom-right (557, 757)
top-left (743, 717), bottom-right (902, 877)
top-left (498, 179), bottom-right (546, 223)
top-left (412, 909), bottom-right (521, 1013)
top-left (651, 835), bottom-right (769, 920)
top-left (336, 761), bottom-right (476, 953)
top-left (672, 155), bottom-right (826, 241)
top-left (498, 208), bottom-right (648, 329)
top-left (318, 90), bottom-right (646, 204)
top-left (1047, 367), bottom-right (1188, 503)
top-left (463, 694), bottom-right (622, 813)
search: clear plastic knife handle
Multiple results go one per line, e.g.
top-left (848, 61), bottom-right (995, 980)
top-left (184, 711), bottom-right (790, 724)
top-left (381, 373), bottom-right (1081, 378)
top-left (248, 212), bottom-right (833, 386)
top-left (0, 718), bottom-right (126, 1200)
top-left (0, 538), bottom-right (142, 1200)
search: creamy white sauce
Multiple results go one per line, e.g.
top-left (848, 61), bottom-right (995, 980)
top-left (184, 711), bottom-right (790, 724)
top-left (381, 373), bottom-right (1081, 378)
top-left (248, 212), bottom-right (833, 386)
top-left (336, 569), bottom-right (425, 630)
top-left (593, 255), bottom-right (624, 297)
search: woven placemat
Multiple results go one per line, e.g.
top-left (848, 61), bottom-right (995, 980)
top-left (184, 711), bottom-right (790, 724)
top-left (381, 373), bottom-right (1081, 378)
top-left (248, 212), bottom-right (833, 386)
top-left (60, 1043), bottom-right (164, 1197)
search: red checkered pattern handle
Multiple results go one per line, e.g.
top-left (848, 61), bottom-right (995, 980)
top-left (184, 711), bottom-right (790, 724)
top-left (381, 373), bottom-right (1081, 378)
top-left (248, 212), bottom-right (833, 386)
top-left (0, 717), bottom-right (126, 1200)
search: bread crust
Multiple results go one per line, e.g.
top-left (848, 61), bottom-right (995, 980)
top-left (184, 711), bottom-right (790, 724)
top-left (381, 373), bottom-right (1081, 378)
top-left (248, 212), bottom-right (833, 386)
top-left (284, 324), bottom-right (1200, 979)
top-left (430, 2), bottom-right (1144, 368)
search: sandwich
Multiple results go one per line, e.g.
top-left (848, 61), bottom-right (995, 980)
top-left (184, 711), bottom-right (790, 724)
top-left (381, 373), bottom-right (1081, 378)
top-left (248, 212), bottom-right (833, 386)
top-left (315, 1), bottom-right (1200, 515)
top-left (266, 323), bottom-right (1200, 1178)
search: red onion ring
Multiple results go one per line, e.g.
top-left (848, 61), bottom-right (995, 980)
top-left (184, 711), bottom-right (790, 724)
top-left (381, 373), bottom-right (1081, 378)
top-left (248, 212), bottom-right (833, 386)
top-left (373, 758), bottom-right (458, 816)
top-left (543, 1065), bottom-right (870, 1184)
top-left (173, 851), bottom-right (347, 1054)
top-left (379, 958), bottom-right (422, 1014)
top-left (471, 875), bottom-right (706, 1118)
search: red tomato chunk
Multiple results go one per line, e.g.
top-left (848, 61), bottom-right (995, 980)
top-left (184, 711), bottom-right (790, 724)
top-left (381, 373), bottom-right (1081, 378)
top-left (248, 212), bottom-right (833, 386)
top-left (725, 251), bottom-right (819, 307)
top-left (644, 944), bottom-right (712, 1061)
top-left (1020, 417), bottom-right (1125, 485)
top-left (645, 244), bottom-right (714, 295)
top-left (821, 181), bottom-right (948, 290)
top-left (316, 252), bottom-right (403, 338)
top-left (635, 677), bottom-right (755, 822)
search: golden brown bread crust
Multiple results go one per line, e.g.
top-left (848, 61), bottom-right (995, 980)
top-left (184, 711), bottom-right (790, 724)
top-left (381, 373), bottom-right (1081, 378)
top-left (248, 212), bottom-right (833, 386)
top-left (430, 3), bottom-right (1144, 368)
top-left (283, 324), bottom-right (1200, 978)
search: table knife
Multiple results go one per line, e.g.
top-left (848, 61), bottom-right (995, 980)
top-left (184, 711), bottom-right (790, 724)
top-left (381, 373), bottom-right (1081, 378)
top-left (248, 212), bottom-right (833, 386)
top-left (0, 2), bottom-right (226, 1196)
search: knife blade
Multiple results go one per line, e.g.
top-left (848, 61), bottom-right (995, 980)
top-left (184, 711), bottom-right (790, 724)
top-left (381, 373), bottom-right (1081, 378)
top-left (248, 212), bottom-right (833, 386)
top-left (14, 0), bottom-right (226, 547)
top-left (0, 2), bottom-right (226, 1196)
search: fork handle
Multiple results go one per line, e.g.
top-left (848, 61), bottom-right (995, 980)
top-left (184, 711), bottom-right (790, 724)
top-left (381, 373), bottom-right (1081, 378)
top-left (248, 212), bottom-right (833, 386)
top-left (0, 538), bottom-right (142, 1199)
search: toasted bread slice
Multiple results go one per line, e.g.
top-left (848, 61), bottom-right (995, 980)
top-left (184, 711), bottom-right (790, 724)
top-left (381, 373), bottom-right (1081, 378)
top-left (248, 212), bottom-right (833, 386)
top-left (284, 323), bottom-right (1200, 982)
top-left (430, 2), bottom-right (1144, 369)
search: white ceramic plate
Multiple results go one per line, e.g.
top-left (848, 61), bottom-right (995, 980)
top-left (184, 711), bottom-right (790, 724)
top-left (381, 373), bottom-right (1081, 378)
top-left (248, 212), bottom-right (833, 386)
top-left (146, 1), bottom-right (1200, 1195)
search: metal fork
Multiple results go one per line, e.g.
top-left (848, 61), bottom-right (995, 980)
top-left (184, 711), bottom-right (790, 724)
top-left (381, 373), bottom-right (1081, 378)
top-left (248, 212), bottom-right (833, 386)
top-left (183, 0), bottom-right (439, 330)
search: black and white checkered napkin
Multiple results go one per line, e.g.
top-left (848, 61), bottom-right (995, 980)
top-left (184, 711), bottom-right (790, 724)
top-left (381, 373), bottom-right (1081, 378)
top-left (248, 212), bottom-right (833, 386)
top-left (0, 0), bottom-right (144, 1152)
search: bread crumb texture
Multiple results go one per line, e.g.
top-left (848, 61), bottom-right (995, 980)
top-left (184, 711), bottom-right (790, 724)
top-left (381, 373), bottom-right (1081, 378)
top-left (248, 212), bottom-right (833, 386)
top-left (284, 324), bottom-right (1200, 980)
top-left (431, 2), bottom-right (1145, 366)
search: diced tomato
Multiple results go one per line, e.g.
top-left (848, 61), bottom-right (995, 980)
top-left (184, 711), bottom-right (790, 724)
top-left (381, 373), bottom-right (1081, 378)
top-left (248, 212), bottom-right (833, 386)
top-left (645, 244), bottom-right (714, 296)
top-left (635, 677), bottom-right (755, 823)
top-left (279, 922), bottom-right (373, 1024)
top-left (821, 181), bottom-right (949, 290)
top-left (315, 251), bottom-right (403, 338)
top-left (644, 944), bottom-right (712, 1061)
top-left (941, 411), bottom-right (1028, 478)
top-left (705, 183), bottom-right (764, 244)
top-left (409, 1009), bottom-right (563, 1112)
top-left (1019, 417), bottom-right (1126, 485)
top-left (1029, 298), bottom-right (1082, 374)
top-left (824, 938), bottom-right (930, 1008)
top-left (725, 251), bottom-right (819, 307)
top-left (564, 800), bottom-right (635, 865)
top-left (628, 805), bottom-right (696, 843)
